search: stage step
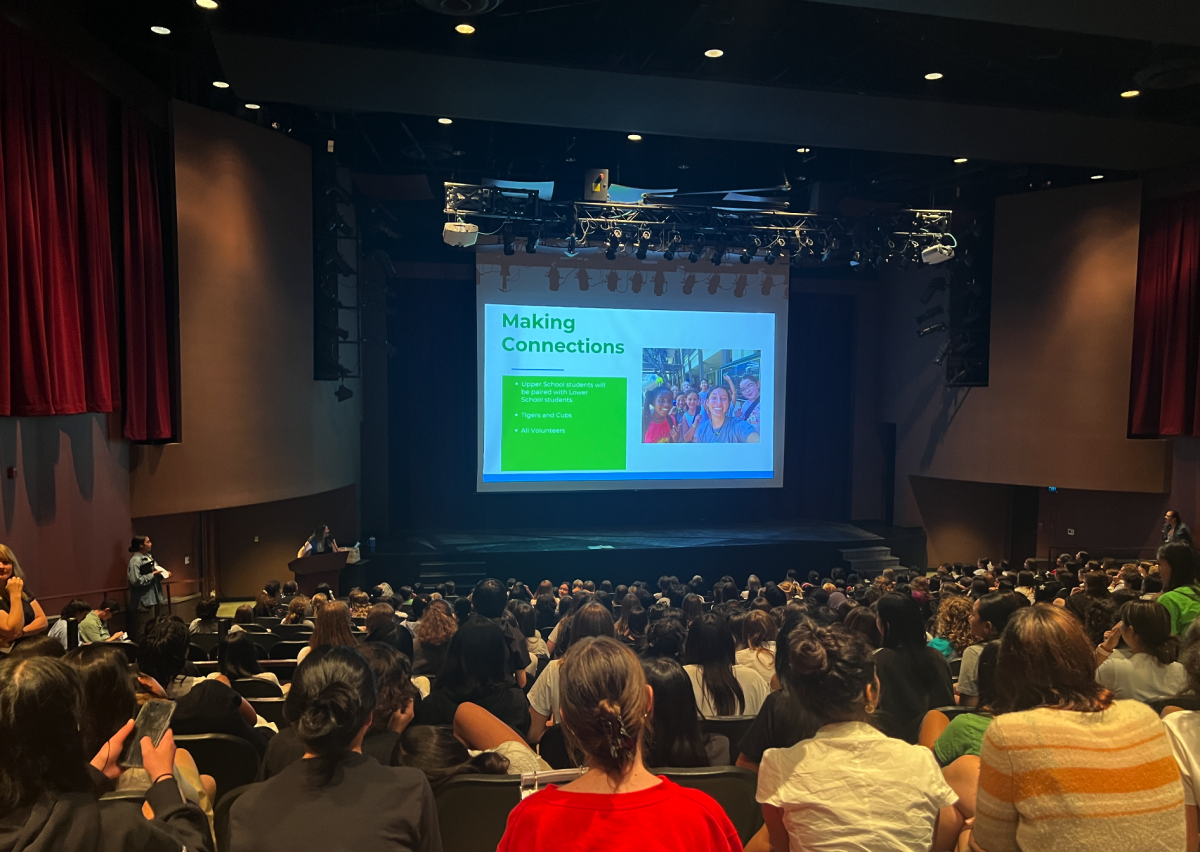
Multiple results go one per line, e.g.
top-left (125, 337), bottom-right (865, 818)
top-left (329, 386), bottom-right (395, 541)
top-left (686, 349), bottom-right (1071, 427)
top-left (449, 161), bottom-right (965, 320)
top-left (840, 546), bottom-right (902, 578)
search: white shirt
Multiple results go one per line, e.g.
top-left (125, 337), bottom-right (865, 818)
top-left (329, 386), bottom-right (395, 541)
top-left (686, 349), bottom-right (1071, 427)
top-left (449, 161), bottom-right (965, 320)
top-left (757, 721), bottom-right (957, 852)
top-left (735, 643), bottom-right (776, 686)
top-left (1096, 653), bottom-right (1188, 702)
top-left (528, 658), bottom-right (562, 722)
top-left (684, 663), bottom-right (769, 718)
top-left (1163, 710), bottom-right (1200, 806)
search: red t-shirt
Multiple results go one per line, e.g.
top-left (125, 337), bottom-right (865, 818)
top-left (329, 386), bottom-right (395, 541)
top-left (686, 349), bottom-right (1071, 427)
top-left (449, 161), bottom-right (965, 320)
top-left (644, 415), bottom-right (676, 443)
top-left (496, 777), bottom-right (742, 852)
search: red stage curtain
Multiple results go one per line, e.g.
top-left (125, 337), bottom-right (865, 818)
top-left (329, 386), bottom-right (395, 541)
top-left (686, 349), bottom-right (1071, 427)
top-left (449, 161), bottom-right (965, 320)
top-left (1129, 190), bottom-right (1200, 438)
top-left (0, 21), bottom-right (119, 416)
top-left (121, 109), bottom-right (173, 441)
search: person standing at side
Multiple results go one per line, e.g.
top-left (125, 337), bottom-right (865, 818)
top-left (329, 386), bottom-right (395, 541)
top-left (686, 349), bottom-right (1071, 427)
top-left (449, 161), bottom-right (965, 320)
top-left (1164, 510), bottom-right (1193, 544)
top-left (127, 535), bottom-right (169, 640)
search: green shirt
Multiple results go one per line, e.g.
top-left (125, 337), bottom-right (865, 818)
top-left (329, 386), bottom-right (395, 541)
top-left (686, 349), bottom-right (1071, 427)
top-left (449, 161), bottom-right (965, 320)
top-left (933, 712), bottom-right (992, 766)
top-left (1159, 586), bottom-right (1200, 636)
top-left (78, 611), bottom-right (110, 643)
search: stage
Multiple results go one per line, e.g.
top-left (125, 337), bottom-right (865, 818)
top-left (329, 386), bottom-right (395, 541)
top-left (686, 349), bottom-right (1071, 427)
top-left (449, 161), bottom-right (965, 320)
top-left (342, 520), bottom-right (928, 593)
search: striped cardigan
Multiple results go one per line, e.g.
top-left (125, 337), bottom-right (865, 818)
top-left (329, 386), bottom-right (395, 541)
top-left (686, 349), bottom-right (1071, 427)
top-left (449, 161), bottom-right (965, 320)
top-left (973, 700), bottom-right (1185, 852)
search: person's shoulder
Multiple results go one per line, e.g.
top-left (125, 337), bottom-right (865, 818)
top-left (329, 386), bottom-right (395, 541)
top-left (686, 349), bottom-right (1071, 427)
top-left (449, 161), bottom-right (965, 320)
top-left (1163, 709), bottom-right (1200, 741)
top-left (658, 778), bottom-right (736, 822)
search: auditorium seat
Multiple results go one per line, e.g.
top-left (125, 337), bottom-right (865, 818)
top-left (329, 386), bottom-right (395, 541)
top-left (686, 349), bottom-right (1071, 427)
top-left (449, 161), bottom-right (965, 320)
top-left (190, 633), bottom-right (220, 654)
top-left (175, 734), bottom-right (260, 800)
top-left (271, 623), bottom-right (313, 640)
top-left (186, 643), bottom-right (210, 662)
top-left (247, 632), bottom-right (282, 653)
top-left (236, 623), bottom-right (270, 633)
top-left (214, 784), bottom-right (255, 852)
top-left (949, 658), bottom-right (962, 681)
top-left (658, 767), bottom-right (763, 845)
top-left (98, 790), bottom-right (148, 803)
top-left (269, 640), bottom-right (310, 660)
top-left (700, 716), bottom-right (756, 759)
top-left (1148, 694), bottom-right (1200, 715)
top-left (231, 677), bottom-right (284, 698)
top-left (254, 617), bottom-right (278, 629)
top-left (434, 775), bottom-right (521, 852)
top-left (248, 697), bottom-right (288, 728)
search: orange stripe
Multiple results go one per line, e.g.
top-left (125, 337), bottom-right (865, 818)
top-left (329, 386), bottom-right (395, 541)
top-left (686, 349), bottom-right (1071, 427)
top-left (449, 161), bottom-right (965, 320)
top-left (1013, 757), bottom-right (1181, 799)
top-left (979, 761), bottom-right (1013, 802)
top-left (988, 732), bottom-right (1165, 753)
top-left (1018, 800), bottom-right (1183, 823)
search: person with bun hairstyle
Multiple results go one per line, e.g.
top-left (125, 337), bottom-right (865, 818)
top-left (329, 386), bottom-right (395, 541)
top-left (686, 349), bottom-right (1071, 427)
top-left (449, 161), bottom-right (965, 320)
top-left (230, 646), bottom-right (440, 852)
top-left (756, 623), bottom-right (960, 852)
top-left (497, 637), bottom-right (740, 852)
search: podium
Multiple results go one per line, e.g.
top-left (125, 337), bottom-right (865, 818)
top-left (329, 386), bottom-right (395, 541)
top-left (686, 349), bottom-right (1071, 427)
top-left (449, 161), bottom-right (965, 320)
top-left (288, 551), bottom-right (349, 597)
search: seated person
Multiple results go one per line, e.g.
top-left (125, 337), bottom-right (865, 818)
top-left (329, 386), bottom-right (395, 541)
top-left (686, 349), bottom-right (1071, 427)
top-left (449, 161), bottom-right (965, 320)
top-left (1095, 600), bottom-right (1187, 701)
top-left (208, 631), bottom-right (282, 691)
top-left (137, 617), bottom-right (272, 756)
top-left (641, 658), bottom-right (728, 767)
top-left (230, 646), bottom-right (439, 852)
top-left (48, 599), bottom-right (92, 648)
top-left (189, 595), bottom-right (220, 635)
top-left (78, 599), bottom-right (126, 644)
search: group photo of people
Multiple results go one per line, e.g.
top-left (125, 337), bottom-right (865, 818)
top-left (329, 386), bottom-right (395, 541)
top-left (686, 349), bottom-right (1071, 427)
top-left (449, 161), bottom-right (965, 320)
top-left (641, 349), bottom-right (764, 444)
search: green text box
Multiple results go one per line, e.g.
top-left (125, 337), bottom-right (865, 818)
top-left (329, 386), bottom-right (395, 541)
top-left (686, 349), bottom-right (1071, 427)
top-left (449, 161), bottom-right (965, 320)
top-left (501, 376), bottom-right (627, 472)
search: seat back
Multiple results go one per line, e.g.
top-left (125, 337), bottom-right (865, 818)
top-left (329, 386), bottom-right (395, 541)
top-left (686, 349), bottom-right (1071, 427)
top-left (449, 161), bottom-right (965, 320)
top-left (537, 725), bottom-right (578, 770)
top-left (214, 784), bottom-right (255, 852)
top-left (255, 617), bottom-right (279, 628)
top-left (1149, 694), bottom-right (1200, 715)
top-left (247, 632), bottom-right (282, 652)
top-left (231, 677), bottom-right (284, 698)
top-left (659, 766), bottom-right (763, 844)
top-left (186, 643), bottom-right (210, 662)
top-left (271, 623), bottom-right (313, 640)
top-left (270, 640), bottom-right (310, 660)
top-left (190, 633), bottom-right (220, 654)
top-left (930, 704), bottom-right (975, 721)
top-left (175, 734), bottom-right (260, 800)
top-left (949, 658), bottom-right (963, 681)
top-left (235, 623), bottom-right (270, 633)
top-left (699, 716), bottom-right (756, 759)
top-left (434, 775), bottom-right (521, 852)
top-left (247, 697), bottom-right (288, 729)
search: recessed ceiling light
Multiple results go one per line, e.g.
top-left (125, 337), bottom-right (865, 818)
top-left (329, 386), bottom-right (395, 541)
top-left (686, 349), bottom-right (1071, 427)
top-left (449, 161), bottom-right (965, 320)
top-left (455, 23), bottom-right (475, 34)
top-left (565, 157), bottom-right (577, 163)
top-left (212, 81), bottom-right (229, 89)
top-left (244, 103), bottom-right (260, 110)
top-left (438, 117), bottom-right (453, 125)
top-left (195, 0), bottom-right (219, 8)
top-left (1091, 174), bottom-right (1104, 180)
top-left (704, 49), bottom-right (724, 58)
top-left (1120, 89), bottom-right (1140, 98)
top-left (150, 25), bottom-right (171, 35)
top-left (924, 72), bottom-right (943, 80)
top-left (953, 157), bottom-right (968, 164)
top-left (796, 147), bottom-right (811, 154)
top-left (678, 164), bottom-right (690, 170)
top-left (627, 133), bottom-right (642, 141)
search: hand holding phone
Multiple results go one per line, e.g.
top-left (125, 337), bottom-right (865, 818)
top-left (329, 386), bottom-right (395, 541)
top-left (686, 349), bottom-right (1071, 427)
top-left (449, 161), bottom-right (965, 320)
top-left (117, 700), bottom-right (175, 769)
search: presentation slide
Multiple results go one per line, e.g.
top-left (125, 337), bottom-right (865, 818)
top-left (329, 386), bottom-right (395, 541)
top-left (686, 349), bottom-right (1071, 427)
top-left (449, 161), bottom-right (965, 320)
top-left (476, 248), bottom-right (789, 492)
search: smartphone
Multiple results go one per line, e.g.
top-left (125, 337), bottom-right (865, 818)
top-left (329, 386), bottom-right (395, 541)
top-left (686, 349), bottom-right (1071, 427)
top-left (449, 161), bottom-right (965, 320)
top-left (118, 700), bottom-right (175, 769)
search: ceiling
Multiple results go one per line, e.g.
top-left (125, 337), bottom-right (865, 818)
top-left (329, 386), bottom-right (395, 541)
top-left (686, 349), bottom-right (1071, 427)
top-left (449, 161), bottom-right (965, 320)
top-left (53, 0), bottom-right (1200, 205)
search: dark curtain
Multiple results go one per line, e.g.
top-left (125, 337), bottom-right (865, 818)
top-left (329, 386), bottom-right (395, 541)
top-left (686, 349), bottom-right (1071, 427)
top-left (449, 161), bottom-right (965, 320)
top-left (121, 108), bottom-right (173, 440)
top-left (1129, 190), bottom-right (1200, 438)
top-left (0, 20), bottom-right (119, 416)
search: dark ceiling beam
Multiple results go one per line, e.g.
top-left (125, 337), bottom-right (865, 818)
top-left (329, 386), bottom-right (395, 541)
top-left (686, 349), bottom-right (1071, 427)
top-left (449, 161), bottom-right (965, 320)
top-left (213, 33), bottom-right (1200, 170)
top-left (798, 0), bottom-right (1200, 47)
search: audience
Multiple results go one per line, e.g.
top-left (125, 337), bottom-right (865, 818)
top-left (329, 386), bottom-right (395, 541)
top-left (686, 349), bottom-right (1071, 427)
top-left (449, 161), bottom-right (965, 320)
top-left (230, 646), bottom-right (440, 852)
top-left (1095, 599), bottom-right (1186, 701)
top-left (48, 599), bottom-right (91, 648)
top-left (413, 599), bottom-right (457, 676)
top-left (189, 595), bottom-right (220, 635)
top-left (297, 600), bottom-right (356, 664)
top-left (872, 592), bottom-right (954, 743)
top-left (496, 637), bottom-right (741, 852)
top-left (280, 595), bottom-right (313, 627)
top-left (929, 594), bottom-right (973, 661)
top-left (1162, 643), bottom-right (1200, 851)
top-left (415, 616), bottom-right (528, 733)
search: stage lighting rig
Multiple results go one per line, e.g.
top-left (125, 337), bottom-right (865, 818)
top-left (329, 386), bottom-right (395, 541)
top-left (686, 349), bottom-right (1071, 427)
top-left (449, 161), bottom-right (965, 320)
top-left (502, 223), bottom-right (515, 256)
top-left (765, 238), bottom-right (785, 265)
top-left (740, 237), bottom-right (761, 265)
top-left (688, 236), bottom-right (704, 264)
top-left (605, 229), bottom-right (622, 260)
top-left (663, 233), bottom-right (682, 261)
top-left (711, 242), bottom-right (726, 266)
top-left (635, 230), bottom-right (652, 260)
top-left (525, 228), bottom-right (540, 253)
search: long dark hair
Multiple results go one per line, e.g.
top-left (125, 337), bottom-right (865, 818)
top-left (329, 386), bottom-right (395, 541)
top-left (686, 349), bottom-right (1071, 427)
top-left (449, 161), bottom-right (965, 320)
top-left (309, 601), bottom-right (357, 650)
top-left (287, 646), bottom-right (377, 784)
top-left (682, 614), bottom-right (745, 716)
top-left (1121, 599), bottom-right (1179, 665)
top-left (641, 657), bottom-right (708, 768)
top-left (1160, 541), bottom-right (1200, 593)
top-left (358, 643), bottom-right (419, 734)
top-left (217, 631), bottom-right (265, 680)
top-left (0, 657), bottom-right (91, 815)
top-left (62, 644), bottom-right (139, 757)
top-left (877, 592), bottom-right (927, 651)
top-left (396, 725), bottom-right (508, 790)
top-left (437, 616), bottom-right (512, 703)
top-left (642, 385), bottom-right (675, 437)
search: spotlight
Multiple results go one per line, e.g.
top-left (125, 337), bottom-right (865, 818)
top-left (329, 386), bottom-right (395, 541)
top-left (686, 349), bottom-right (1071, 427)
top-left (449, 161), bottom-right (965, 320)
top-left (711, 243), bottom-right (726, 266)
top-left (565, 235), bottom-right (578, 257)
top-left (688, 236), bottom-right (704, 264)
top-left (212, 81), bottom-right (230, 89)
top-left (335, 382), bottom-right (353, 403)
top-left (704, 49), bottom-right (724, 58)
top-left (663, 234), bottom-right (681, 261)
top-left (765, 238), bottom-right (785, 265)
top-left (438, 117), bottom-right (453, 125)
top-left (683, 273), bottom-right (697, 295)
top-left (919, 276), bottom-right (948, 305)
top-left (195, 0), bottom-right (219, 7)
top-left (605, 230), bottom-right (621, 260)
top-left (525, 229), bottom-right (540, 254)
top-left (244, 103), bottom-right (261, 110)
top-left (921, 243), bottom-right (954, 265)
top-left (918, 322), bottom-right (946, 338)
top-left (934, 339), bottom-right (953, 365)
top-left (502, 224), bottom-right (515, 256)
top-left (915, 305), bottom-right (945, 324)
top-left (627, 133), bottom-right (643, 141)
top-left (1091, 174), bottom-right (1104, 180)
top-left (740, 237), bottom-right (761, 265)
top-left (635, 230), bottom-right (652, 260)
top-left (455, 22), bottom-right (475, 34)
top-left (924, 72), bottom-right (943, 80)
top-left (796, 147), bottom-right (811, 154)
top-left (1120, 89), bottom-right (1140, 99)
top-left (849, 250), bottom-right (863, 268)
top-left (150, 25), bottom-right (171, 35)
top-left (631, 272), bottom-right (644, 293)
top-left (953, 158), bottom-right (968, 164)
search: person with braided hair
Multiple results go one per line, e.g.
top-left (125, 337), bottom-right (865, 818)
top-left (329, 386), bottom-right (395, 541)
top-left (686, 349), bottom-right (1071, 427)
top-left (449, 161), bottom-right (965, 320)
top-left (756, 623), bottom-right (960, 852)
top-left (497, 637), bottom-right (740, 852)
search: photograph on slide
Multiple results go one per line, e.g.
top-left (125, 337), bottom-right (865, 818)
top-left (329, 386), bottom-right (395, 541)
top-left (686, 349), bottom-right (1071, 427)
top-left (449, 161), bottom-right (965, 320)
top-left (641, 348), bottom-right (762, 444)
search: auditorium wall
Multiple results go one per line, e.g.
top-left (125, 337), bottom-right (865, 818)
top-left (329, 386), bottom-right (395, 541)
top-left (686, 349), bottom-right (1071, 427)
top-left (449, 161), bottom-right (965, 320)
top-left (879, 180), bottom-right (1173, 563)
top-left (129, 100), bottom-right (361, 520)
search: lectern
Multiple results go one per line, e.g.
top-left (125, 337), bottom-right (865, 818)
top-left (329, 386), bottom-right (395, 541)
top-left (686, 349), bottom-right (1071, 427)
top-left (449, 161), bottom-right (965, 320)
top-left (288, 551), bottom-right (349, 597)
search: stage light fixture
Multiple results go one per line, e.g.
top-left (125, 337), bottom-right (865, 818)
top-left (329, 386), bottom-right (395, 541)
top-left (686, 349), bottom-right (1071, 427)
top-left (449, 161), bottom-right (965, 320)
top-left (953, 158), bottom-right (968, 164)
top-left (502, 224), bottom-right (515, 256)
top-left (150, 25), bottom-right (171, 35)
top-left (849, 249), bottom-right (863, 267)
top-left (1120, 89), bottom-right (1140, 98)
top-left (548, 266), bottom-right (561, 291)
top-left (919, 276), bottom-right (948, 305)
top-left (704, 49), bottom-right (724, 58)
top-left (635, 230), bottom-right (652, 260)
top-left (740, 237), bottom-right (761, 265)
top-left (212, 81), bottom-right (229, 88)
top-left (335, 382), bottom-right (353, 403)
top-left (796, 147), bottom-right (811, 154)
top-left (577, 268), bottom-right (589, 291)
top-left (820, 246), bottom-right (833, 264)
top-left (244, 103), bottom-right (261, 110)
top-left (443, 221), bottom-right (479, 247)
top-left (688, 236), bottom-right (704, 264)
top-left (915, 304), bottom-right (945, 324)
top-left (196, 0), bottom-right (219, 8)
top-left (627, 133), bottom-right (643, 141)
top-left (934, 339), bottom-right (953, 365)
top-left (438, 118), bottom-right (453, 125)
top-left (924, 72), bottom-right (943, 80)
top-left (765, 238), bottom-right (785, 265)
top-left (711, 243), bottom-right (726, 266)
top-left (565, 235), bottom-right (578, 257)
top-left (663, 233), bottom-right (681, 261)
top-left (526, 228), bottom-right (540, 254)
top-left (921, 243), bottom-right (954, 265)
top-left (607, 270), bottom-right (619, 292)
top-left (605, 230), bottom-right (622, 260)
top-left (1091, 174), bottom-right (1104, 180)
top-left (455, 22), bottom-right (476, 34)
top-left (918, 322), bottom-right (946, 338)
